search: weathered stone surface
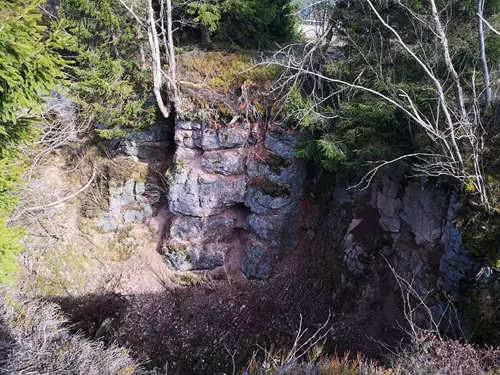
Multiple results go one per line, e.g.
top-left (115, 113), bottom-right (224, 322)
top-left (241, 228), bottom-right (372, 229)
top-left (164, 241), bottom-right (227, 271)
top-left (166, 120), bottom-right (308, 279)
top-left (201, 149), bottom-right (246, 176)
top-left (169, 169), bottom-right (246, 216)
top-left (164, 244), bottom-right (200, 271)
top-left (201, 123), bottom-right (250, 150)
top-left (177, 120), bottom-right (202, 130)
top-left (377, 193), bottom-right (402, 233)
top-left (248, 214), bottom-right (286, 240)
top-left (170, 216), bottom-right (206, 241)
top-left (199, 175), bottom-right (246, 212)
top-left (400, 181), bottom-right (447, 245)
top-left (264, 127), bottom-right (304, 160)
top-left (106, 179), bottom-right (153, 222)
top-left (381, 176), bottom-right (401, 199)
top-left (197, 243), bottom-right (226, 269)
top-left (205, 213), bottom-right (235, 240)
top-left (169, 213), bottom-right (236, 242)
top-left (121, 124), bottom-right (171, 160)
top-left (241, 235), bottom-right (277, 279)
top-left (244, 186), bottom-right (295, 215)
top-left (439, 226), bottom-right (478, 291)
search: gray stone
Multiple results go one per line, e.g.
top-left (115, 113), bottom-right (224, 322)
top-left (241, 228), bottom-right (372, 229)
top-left (377, 192), bottom-right (402, 233)
top-left (201, 123), bottom-right (250, 150)
top-left (242, 243), bottom-right (272, 279)
top-left (205, 214), bottom-right (235, 240)
top-left (201, 149), bottom-right (246, 176)
top-left (400, 181), bottom-right (447, 245)
top-left (124, 210), bottom-right (145, 223)
top-left (244, 186), bottom-right (295, 215)
top-left (264, 131), bottom-right (301, 160)
top-left (199, 174), bottom-right (246, 213)
top-left (95, 219), bottom-right (119, 232)
top-left (168, 170), bottom-right (246, 216)
top-left (170, 216), bottom-right (206, 241)
top-left (197, 243), bottom-right (226, 269)
top-left (165, 247), bottom-right (198, 271)
top-left (121, 124), bottom-right (171, 159)
top-left (169, 213), bottom-right (235, 242)
top-left (248, 214), bottom-right (285, 240)
top-left (177, 120), bottom-right (202, 130)
top-left (440, 225), bottom-right (479, 291)
top-left (381, 176), bottom-right (402, 199)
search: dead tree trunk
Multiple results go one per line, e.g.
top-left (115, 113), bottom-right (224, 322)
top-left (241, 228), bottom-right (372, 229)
top-left (478, 0), bottom-right (492, 107)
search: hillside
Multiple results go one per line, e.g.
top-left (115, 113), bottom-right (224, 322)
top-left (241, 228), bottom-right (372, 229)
top-left (0, 0), bottom-right (500, 374)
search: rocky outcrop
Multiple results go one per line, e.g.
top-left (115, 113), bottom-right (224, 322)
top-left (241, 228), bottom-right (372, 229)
top-left (328, 175), bottom-right (483, 336)
top-left (95, 124), bottom-right (172, 233)
top-left (164, 120), bottom-right (306, 278)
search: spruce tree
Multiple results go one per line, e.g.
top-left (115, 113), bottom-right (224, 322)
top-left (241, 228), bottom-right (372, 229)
top-left (0, 0), bottom-right (70, 282)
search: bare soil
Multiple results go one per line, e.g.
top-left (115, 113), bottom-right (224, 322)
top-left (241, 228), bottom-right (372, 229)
top-left (53, 218), bottom-right (407, 375)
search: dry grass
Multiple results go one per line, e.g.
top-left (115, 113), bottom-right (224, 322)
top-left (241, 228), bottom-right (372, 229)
top-left (177, 50), bottom-right (283, 119)
top-left (0, 289), bottom-right (143, 375)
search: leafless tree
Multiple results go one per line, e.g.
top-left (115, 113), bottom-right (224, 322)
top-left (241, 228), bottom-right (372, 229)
top-left (119, 0), bottom-right (178, 118)
top-left (266, 0), bottom-right (498, 206)
top-left (477, 0), bottom-right (492, 107)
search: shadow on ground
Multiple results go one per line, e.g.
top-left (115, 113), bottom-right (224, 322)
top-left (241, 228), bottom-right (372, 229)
top-left (50, 240), bottom-right (408, 375)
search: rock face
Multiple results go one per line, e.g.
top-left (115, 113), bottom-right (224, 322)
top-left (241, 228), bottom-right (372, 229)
top-left (329, 175), bottom-right (481, 336)
top-left (164, 120), bottom-right (306, 278)
top-left (94, 124), bottom-right (172, 232)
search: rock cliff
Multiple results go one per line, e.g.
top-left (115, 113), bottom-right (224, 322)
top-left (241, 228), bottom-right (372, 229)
top-left (163, 120), bottom-right (306, 279)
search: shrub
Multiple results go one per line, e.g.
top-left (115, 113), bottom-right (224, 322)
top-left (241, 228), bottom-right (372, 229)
top-left (0, 289), bottom-right (143, 375)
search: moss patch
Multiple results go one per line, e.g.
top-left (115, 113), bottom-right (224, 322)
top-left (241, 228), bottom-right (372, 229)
top-left (106, 157), bottom-right (149, 184)
top-left (177, 50), bottom-right (283, 120)
top-left (252, 177), bottom-right (291, 198)
top-left (266, 153), bottom-right (290, 175)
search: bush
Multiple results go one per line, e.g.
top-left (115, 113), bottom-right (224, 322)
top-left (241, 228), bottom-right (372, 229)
top-left (243, 334), bottom-right (500, 375)
top-left (0, 289), bottom-right (143, 375)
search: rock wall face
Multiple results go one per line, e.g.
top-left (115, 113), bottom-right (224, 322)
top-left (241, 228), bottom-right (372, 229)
top-left (164, 120), bottom-right (306, 279)
top-left (94, 124), bottom-right (172, 233)
top-left (328, 176), bottom-right (480, 335)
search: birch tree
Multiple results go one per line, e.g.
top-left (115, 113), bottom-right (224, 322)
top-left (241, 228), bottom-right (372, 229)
top-left (119, 0), bottom-right (178, 118)
top-left (271, 0), bottom-right (499, 207)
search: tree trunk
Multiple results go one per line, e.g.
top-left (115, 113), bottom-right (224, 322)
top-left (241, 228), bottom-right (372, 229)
top-left (166, 0), bottom-right (177, 89)
top-left (478, 0), bottom-right (492, 107)
top-left (148, 0), bottom-right (170, 118)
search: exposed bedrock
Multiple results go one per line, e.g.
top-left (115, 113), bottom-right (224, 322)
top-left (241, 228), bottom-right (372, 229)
top-left (164, 120), bottom-right (306, 278)
top-left (330, 176), bottom-right (481, 335)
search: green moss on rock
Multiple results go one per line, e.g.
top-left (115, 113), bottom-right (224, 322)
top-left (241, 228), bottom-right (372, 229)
top-left (252, 177), bottom-right (291, 198)
top-left (266, 153), bottom-right (290, 175)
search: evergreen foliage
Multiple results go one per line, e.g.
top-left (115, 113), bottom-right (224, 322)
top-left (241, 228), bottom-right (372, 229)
top-left (187, 0), bottom-right (299, 48)
top-left (0, 0), bottom-right (71, 282)
top-left (60, 0), bottom-right (156, 138)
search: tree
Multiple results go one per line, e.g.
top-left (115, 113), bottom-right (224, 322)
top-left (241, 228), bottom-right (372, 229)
top-left (118, 0), bottom-right (178, 118)
top-left (273, 0), bottom-right (500, 206)
top-left (0, 0), bottom-right (70, 281)
top-left (58, 0), bottom-right (158, 137)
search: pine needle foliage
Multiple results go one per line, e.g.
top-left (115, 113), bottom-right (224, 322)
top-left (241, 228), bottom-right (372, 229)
top-left (60, 0), bottom-right (156, 138)
top-left (0, 0), bottom-right (70, 283)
